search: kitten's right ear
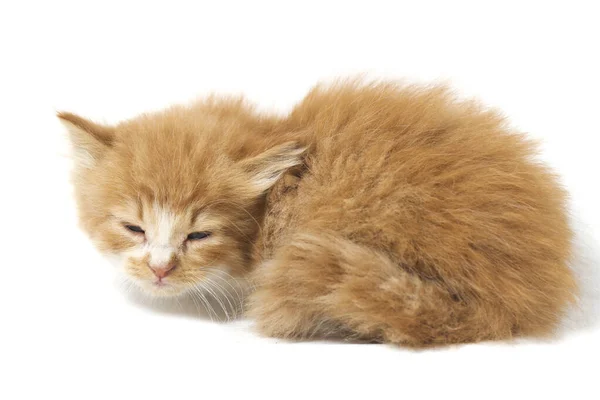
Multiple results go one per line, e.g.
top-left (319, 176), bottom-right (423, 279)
top-left (57, 112), bottom-right (115, 168)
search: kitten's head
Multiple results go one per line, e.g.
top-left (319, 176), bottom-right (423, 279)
top-left (59, 106), bottom-right (303, 298)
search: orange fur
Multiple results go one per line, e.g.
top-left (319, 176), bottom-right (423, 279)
top-left (60, 80), bottom-right (576, 346)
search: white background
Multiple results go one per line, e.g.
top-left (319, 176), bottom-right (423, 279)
top-left (1, 1), bottom-right (599, 399)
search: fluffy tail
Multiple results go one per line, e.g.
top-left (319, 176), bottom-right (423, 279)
top-left (248, 232), bottom-right (518, 346)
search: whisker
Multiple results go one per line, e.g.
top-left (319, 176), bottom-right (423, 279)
top-left (205, 278), bottom-right (236, 319)
top-left (194, 288), bottom-right (218, 321)
top-left (201, 281), bottom-right (230, 321)
top-left (185, 279), bottom-right (217, 321)
top-left (203, 268), bottom-right (245, 307)
top-left (191, 292), bottom-right (214, 321)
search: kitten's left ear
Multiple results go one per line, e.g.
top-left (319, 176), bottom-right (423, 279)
top-left (57, 112), bottom-right (115, 168)
top-left (240, 142), bottom-right (307, 195)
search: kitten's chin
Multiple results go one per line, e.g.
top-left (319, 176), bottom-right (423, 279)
top-left (135, 280), bottom-right (189, 298)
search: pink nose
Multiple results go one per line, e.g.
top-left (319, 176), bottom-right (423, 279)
top-left (149, 263), bottom-right (176, 279)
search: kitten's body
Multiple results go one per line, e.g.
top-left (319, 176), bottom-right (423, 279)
top-left (61, 81), bottom-right (575, 346)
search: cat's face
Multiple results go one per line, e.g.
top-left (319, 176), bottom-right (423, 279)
top-left (100, 196), bottom-right (253, 298)
top-left (59, 108), bottom-right (303, 298)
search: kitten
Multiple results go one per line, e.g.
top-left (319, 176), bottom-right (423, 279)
top-left (60, 81), bottom-right (576, 346)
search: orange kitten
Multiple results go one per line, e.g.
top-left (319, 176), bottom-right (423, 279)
top-left (60, 81), bottom-right (575, 346)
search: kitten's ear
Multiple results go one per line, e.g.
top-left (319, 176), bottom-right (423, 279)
top-left (240, 142), bottom-right (307, 194)
top-left (57, 112), bottom-right (115, 168)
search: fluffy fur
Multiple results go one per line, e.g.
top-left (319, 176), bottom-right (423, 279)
top-left (60, 80), bottom-right (576, 346)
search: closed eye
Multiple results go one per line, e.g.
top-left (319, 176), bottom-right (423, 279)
top-left (187, 231), bottom-right (211, 241)
top-left (125, 224), bottom-right (145, 234)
